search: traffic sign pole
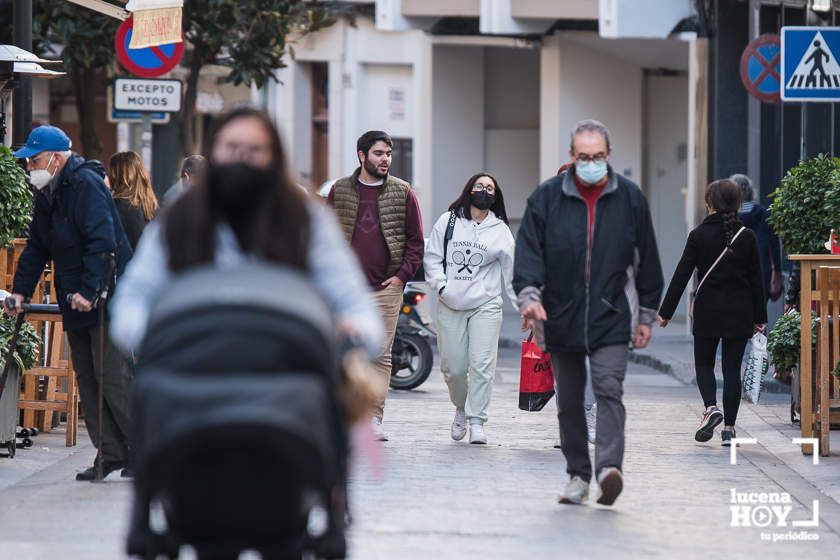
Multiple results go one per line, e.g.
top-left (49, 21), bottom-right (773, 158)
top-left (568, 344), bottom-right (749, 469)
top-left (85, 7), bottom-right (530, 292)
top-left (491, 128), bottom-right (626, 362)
top-left (141, 113), bottom-right (153, 180)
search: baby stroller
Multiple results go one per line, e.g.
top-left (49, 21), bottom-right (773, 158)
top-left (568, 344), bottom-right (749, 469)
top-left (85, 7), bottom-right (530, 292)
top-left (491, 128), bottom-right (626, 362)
top-left (126, 263), bottom-right (348, 560)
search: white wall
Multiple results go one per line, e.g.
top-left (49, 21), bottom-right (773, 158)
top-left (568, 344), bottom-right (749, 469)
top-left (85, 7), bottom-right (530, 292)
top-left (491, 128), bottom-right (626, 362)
top-left (359, 64), bottom-right (414, 139)
top-left (540, 33), bottom-right (643, 184)
top-left (431, 45), bottom-right (485, 223)
top-left (483, 47), bottom-right (540, 223)
top-left (645, 73), bottom-right (689, 320)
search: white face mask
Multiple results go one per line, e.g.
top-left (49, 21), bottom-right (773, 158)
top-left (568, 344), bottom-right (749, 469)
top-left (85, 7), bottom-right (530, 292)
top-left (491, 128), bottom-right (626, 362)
top-left (29, 153), bottom-right (56, 189)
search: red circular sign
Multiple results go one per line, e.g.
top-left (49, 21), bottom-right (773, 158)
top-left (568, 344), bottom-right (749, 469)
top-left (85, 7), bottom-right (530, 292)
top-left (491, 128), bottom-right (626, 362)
top-left (115, 16), bottom-right (184, 78)
top-left (740, 34), bottom-right (782, 103)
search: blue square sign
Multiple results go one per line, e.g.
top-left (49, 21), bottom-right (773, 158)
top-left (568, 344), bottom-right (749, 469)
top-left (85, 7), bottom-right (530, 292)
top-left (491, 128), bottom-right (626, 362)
top-left (782, 26), bottom-right (840, 101)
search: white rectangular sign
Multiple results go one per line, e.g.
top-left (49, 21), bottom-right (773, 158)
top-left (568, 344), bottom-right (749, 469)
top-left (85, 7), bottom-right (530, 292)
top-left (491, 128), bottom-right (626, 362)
top-left (114, 78), bottom-right (182, 112)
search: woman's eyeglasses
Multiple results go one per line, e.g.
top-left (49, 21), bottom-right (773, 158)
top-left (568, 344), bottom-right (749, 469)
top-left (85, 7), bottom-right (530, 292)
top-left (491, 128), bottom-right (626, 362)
top-left (472, 183), bottom-right (495, 194)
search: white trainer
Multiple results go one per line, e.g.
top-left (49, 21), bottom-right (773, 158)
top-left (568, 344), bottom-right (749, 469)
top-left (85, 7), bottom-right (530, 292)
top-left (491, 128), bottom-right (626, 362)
top-left (371, 417), bottom-right (388, 442)
top-left (451, 408), bottom-right (467, 441)
top-left (558, 476), bottom-right (590, 505)
top-left (469, 422), bottom-right (487, 444)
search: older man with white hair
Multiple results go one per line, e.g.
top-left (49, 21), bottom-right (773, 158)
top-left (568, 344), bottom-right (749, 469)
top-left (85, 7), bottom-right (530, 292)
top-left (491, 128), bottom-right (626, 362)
top-left (514, 119), bottom-right (664, 507)
top-left (5, 125), bottom-right (134, 481)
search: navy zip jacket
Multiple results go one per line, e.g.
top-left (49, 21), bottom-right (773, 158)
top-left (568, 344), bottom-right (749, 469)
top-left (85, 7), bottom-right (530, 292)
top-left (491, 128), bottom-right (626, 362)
top-left (13, 154), bottom-right (132, 331)
top-left (513, 167), bottom-right (664, 353)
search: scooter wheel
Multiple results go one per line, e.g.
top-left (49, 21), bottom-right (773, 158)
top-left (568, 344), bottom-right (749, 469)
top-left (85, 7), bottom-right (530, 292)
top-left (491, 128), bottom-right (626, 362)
top-left (28, 428), bottom-right (39, 436)
top-left (21, 438), bottom-right (33, 448)
top-left (389, 332), bottom-right (434, 390)
top-left (16, 429), bottom-right (30, 438)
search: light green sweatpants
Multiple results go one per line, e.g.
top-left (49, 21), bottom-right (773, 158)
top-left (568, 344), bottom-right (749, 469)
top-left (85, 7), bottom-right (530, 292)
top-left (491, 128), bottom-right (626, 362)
top-left (436, 296), bottom-right (503, 423)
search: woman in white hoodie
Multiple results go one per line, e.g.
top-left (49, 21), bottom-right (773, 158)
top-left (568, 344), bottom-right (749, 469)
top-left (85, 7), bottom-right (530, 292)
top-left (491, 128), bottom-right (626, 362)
top-left (424, 173), bottom-right (517, 444)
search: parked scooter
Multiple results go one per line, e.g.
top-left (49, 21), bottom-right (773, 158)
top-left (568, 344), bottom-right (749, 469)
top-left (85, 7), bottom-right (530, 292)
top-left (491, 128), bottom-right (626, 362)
top-left (390, 282), bottom-right (435, 390)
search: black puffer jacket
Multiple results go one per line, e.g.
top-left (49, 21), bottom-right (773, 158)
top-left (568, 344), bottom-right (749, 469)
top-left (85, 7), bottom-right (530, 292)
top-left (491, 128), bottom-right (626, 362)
top-left (514, 168), bottom-right (664, 353)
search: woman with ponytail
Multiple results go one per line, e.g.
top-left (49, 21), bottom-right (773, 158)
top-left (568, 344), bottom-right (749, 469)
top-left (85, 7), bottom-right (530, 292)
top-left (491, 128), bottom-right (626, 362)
top-left (656, 179), bottom-right (766, 447)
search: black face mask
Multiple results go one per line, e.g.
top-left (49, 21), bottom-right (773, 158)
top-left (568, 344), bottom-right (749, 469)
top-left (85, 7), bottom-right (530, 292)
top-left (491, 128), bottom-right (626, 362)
top-left (470, 191), bottom-right (495, 211)
top-left (206, 162), bottom-right (278, 226)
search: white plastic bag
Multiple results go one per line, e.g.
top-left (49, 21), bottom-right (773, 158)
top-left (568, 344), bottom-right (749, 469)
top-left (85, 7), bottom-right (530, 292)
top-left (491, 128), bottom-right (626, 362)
top-left (742, 332), bottom-right (769, 404)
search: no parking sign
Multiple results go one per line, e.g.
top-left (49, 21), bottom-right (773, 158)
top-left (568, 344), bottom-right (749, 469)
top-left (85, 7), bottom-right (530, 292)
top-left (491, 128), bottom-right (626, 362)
top-left (740, 34), bottom-right (781, 103)
top-left (115, 16), bottom-right (184, 78)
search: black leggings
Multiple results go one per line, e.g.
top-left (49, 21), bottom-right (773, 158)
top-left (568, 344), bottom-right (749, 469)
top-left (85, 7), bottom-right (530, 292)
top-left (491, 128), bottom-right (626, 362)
top-left (693, 336), bottom-right (748, 426)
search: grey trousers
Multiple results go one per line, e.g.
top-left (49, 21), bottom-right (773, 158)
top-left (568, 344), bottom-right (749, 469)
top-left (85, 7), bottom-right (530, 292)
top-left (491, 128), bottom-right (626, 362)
top-left (66, 325), bottom-right (133, 465)
top-left (550, 344), bottom-right (628, 483)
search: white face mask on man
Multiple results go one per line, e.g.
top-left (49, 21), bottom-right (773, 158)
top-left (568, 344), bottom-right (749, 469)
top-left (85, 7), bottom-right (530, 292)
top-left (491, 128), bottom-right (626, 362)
top-left (29, 153), bottom-right (57, 189)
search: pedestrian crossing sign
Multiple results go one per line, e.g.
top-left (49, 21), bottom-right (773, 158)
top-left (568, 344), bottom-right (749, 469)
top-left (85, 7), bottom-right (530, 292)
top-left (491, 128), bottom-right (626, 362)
top-left (782, 27), bottom-right (840, 101)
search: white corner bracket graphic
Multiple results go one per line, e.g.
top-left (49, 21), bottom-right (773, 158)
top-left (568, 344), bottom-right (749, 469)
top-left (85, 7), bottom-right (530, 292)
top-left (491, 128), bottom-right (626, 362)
top-left (729, 438), bottom-right (758, 465)
top-left (792, 438), bottom-right (820, 465)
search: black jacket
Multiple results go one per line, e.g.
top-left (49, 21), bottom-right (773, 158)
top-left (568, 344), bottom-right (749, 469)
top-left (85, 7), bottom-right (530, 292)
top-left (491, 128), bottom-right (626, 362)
top-left (659, 214), bottom-right (767, 339)
top-left (513, 168), bottom-right (664, 353)
top-left (114, 198), bottom-right (150, 251)
top-left (13, 154), bottom-right (132, 331)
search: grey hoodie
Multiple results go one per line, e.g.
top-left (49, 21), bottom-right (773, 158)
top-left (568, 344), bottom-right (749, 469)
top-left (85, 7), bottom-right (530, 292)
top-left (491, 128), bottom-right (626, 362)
top-left (424, 210), bottom-right (517, 312)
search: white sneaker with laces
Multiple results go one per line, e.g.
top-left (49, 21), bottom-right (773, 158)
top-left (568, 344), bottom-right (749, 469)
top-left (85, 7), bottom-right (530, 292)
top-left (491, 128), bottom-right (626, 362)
top-left (371, 417), bottom-right (388, 442)
top-left (469, 422), bottom-right (487, 444)
top-left (451, 408), bottom-right (467, 441)
top-left (558, 476), bottom-right (590, 505)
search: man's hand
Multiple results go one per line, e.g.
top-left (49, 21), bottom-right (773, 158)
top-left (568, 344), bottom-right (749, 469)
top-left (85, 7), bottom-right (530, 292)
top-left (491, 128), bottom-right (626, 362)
top-left (70, 293), bottom-right (93, 312)
top-left (3, 294), bottom-right (24, 316)
top-left (520, 301), bottom-right (547, 331)
top-left (381, 276), bottom-right (404, 289)
top-left (783, 303), bottom-right (797, 313)
top-left (634, 324), bottom-right (652, 349)
top-left (657, 315), bottom-right (669, 328)
top-left (754, 323), bottom-right (767, 334)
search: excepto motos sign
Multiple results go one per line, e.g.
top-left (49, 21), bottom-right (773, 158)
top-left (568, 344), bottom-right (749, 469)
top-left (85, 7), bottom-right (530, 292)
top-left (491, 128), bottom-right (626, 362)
top-left (114, 77), bottom-right (182, 112)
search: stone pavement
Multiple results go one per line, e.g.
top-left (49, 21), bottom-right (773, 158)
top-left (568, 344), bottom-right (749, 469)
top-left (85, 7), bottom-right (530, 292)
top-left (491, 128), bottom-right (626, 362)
top-left (0, 348), bottom-right (836, 559)
top-left (348, 347), bottom-right (839, 559)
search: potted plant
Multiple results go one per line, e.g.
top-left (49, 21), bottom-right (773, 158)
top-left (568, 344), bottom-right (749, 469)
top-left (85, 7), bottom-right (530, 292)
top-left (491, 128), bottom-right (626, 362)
top-left (0, 313), bottom-right (40, 448)
top-left (768, 153), bottom-right (840, 255)
top-left (0, 146), bottom-right (34, 248)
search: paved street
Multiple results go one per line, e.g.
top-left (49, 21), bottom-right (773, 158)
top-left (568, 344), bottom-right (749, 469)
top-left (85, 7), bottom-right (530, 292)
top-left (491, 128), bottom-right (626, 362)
top-left (0, 346), bottom-right (837, 559)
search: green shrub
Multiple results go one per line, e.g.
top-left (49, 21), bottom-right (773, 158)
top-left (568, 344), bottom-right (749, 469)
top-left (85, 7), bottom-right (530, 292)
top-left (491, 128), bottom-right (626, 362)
top-left (767, 310), bottom-right (816, 374)
top-left (0, 146), bottom-right (33, 247)
top-left (768, 154), bottom-right (840, 255)
top-left (0, 315), bottom-right (40, 371)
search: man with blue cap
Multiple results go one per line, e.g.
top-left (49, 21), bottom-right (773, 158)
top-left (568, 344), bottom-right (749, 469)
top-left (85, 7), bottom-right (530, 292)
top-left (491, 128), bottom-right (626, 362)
top-left (4, 125), bottom-right (133, 481)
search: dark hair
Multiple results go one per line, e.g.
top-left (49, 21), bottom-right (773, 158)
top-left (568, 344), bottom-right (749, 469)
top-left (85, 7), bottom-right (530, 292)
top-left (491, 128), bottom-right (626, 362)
top-left (448, 172), bottom-right (509, 225)
top-left (164, 108), bottom-right (310, 272)
top-left (181, 155), bottom-right (207, 177)
top-left (705, 179), bottom-right (742, 254)
top-left (356, 130), bottom-right (393, 159)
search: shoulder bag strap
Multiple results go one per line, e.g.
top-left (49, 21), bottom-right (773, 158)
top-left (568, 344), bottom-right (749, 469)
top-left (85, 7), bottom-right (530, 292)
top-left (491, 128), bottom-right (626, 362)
top-left (442, 210), bottom-right (457, 274)
top-left (695, 226), bottom-right (747, 297)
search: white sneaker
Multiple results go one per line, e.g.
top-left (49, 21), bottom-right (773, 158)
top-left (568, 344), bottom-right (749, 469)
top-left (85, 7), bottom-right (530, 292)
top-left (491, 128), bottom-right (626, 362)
top-left (596, 467), bottom-right (623, 506)
top-left (371, 417), bottom-right (388, 442)
top-left (469, 422), bottom-right (487, 444)
top-left (585, 403), bottom-right (597, 444)
top-left (558, 476), bottom-right (590, 505)
top-left (451, 408), bottom-right (467, 441)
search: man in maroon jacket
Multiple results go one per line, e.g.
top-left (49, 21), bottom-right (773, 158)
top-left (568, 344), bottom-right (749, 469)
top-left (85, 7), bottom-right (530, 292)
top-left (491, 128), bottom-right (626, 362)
top-left (328, 131), bottom-right (424, 440)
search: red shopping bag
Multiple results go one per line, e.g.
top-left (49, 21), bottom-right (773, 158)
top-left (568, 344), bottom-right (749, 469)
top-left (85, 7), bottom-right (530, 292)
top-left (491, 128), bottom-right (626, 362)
top-left (519, 333), bottom-right (554, 411)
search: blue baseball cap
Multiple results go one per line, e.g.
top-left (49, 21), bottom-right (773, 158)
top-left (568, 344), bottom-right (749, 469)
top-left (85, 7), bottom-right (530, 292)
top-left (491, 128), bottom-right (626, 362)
top-left (13, 125), bottom-right (72, 159)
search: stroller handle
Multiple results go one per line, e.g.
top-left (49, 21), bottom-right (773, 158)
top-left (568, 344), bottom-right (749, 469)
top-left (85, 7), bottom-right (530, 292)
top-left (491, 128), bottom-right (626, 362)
top-left (2, 297), bottom-right (61, 315)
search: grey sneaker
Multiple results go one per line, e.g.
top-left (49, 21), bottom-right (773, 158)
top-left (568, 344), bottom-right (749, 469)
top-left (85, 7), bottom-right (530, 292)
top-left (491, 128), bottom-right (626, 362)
top-left (695, 406), bottom-right (723, 442)
top-left (558, 476), bottom-right (590, 505)
top-left (596, 467), bottom-right (623, 506)
top-left (469, 422), bottom-right (487, 445)
top-left (451, 408), bottom-right (467, 441)
top-left (585, 403), bottom-right (597, 444)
